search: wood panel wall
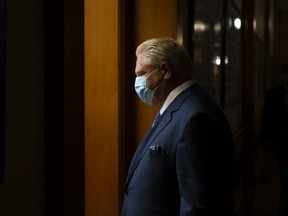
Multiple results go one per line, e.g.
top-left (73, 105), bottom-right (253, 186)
top-left (85, 0), bottom-right (119, 215)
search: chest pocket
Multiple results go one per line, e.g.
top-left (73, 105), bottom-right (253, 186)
top-left (142, 152), bottom-right (168, 181)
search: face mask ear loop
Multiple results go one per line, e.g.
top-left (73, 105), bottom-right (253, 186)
top-left (153, 79), bottom-right (165, 92)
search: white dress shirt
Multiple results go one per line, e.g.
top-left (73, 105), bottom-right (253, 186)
top-left (160, 79), bottom-right (196, 115)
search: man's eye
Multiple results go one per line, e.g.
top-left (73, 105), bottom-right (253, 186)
top-left (136, 71), bottom-right (146, 77)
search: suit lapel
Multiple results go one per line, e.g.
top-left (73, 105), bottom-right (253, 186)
top-left (125, 85), bottom-right (197, 186)
top-left (125, 113), bottom-right (172, 185)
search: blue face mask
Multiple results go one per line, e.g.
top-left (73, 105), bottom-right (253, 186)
top-left (134, 75), bottom-right (154, 104)
top-left (134, 75), bottom-right (164, 105)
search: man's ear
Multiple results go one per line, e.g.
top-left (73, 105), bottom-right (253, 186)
top-left (160, 62), bottom-right (172, 79)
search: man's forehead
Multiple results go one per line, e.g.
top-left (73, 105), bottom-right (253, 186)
top-left (136, 53), bottom-right (145, 63)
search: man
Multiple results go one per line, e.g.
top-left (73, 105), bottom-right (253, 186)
top-left (261, 64), bottom-right (288, 216)
top-left (121, 38), bottom-right (236, 216)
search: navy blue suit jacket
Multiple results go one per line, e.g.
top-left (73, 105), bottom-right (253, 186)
top-left (122, 84), bottom-right (235, 216)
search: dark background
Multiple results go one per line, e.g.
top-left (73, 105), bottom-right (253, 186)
top-left (0, 0), bottom-right (5, 184)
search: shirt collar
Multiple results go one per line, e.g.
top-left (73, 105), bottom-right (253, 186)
top-left (160, 79), bottom-right (196, 114)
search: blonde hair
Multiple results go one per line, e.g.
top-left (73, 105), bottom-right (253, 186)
top-left (136, 37), bottom-right (194, 76)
